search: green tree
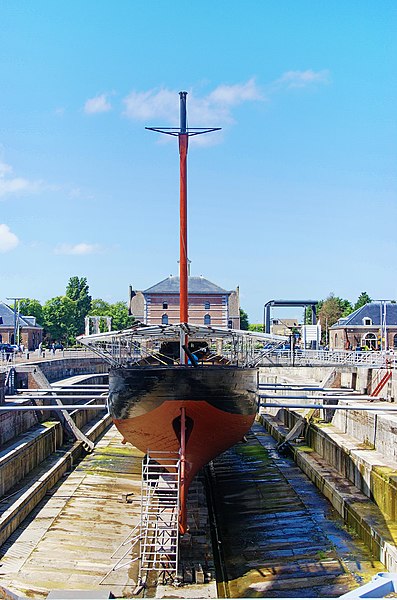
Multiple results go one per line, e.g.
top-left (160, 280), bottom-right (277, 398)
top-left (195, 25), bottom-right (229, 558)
top-left (90, 299), bottom-right (111, 315)
top-left (66, 276), bottom-right (92, 335)
top-left (88, 299), bottom-right (112, 333)
top-left (109, 301), bottom-right (134, 330)
top-left (305, 302), bottom-right (322, 324)
top-left (89, 299), bottom-right (134, 332)
top-left (338, 298), bottom-right (354, 317)
top-left (306, 296), bottom-right (353, 326)
top-left (318, 294), bottom-right (353, 343)
top-left (248, 323), bottom-right (264, 332)
top-left (42, 296), bottom-right (77, 345)
top-left (354, 291), bottom-right (372, 312)
top-left (240, 308), bottom-right (249, 330)
top-left (18, 298), bottom-right (44, 325)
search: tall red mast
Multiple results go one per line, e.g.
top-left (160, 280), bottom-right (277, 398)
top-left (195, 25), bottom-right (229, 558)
top-left (178, 92), bottom-right (189, 326)
top-left (146, 92), bottom-right (220, 364)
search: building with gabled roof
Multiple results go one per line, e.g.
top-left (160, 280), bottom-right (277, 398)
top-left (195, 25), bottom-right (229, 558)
top-left (129, 275), bottom-right (240, 328)
top-left (329, 301), bottom-right (397, 350)
top-left (0, 301), bottom-right (43, 350)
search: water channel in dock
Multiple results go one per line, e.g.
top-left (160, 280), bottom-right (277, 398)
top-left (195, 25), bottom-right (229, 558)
top-left (208, 421), bottom-right (383, 598)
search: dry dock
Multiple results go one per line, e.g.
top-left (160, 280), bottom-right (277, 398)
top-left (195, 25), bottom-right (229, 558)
top-left (1, 361), bottom-right (397, 597)
top-left (0, 420), bottom-right (386, 599)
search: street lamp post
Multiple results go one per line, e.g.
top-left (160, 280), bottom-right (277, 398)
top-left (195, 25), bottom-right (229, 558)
top-left (6, 297), bottom-right (23, 347)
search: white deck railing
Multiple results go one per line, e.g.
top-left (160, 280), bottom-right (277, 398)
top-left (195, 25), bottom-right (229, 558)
top-left (260, 349), bottom-right (396, 369)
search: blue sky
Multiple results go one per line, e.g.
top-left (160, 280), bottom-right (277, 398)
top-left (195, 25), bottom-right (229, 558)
top-left (0, 1), bottom-right (396, 323)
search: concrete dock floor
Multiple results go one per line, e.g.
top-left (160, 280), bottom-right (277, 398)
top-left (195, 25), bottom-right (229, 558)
top-left (0, 426), bottom-right (144, 598)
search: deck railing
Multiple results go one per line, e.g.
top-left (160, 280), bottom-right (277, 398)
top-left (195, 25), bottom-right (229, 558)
top-left (3, 342), bottom-right (394, 370)
top-left (260, 349), bottom-right (396, 369)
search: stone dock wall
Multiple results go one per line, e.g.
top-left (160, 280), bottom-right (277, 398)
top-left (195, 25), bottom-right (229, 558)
top-left (15, 357), bottom-right (108, 388)
top-left (259, 365), bottom-right (397, 572)
top-left (260, 364), bottom-right (397, 400)
top-left (0, 357), bottom-right (111, 548)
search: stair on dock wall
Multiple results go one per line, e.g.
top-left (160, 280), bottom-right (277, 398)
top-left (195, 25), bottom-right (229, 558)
top-left (370, 370), bottom-right (392, 397)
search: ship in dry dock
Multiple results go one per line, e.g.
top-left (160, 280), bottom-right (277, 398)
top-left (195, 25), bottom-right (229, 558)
top-left (78, 92), bottom-right (286, 533)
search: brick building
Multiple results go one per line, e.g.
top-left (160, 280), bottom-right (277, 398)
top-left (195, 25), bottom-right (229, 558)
top-left (0, 301), bottom-right (43, 350)
top-left (129, 275), bottom-right (240, 328)
top-left (329, 302), bottom-right (397, 350)
top-left (271, 318), bottom-right (299, 337)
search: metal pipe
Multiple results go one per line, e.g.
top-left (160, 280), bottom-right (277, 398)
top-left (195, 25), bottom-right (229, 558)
top-left (14, 388), bottom-right (108, 393)
top-left (260, 403), bottom-right (397, 411)
top-left (179, 91), bottom-right (187, 133)
top-left (259, 385), bottom-right (336, 391)
top-left (1, 403), bottom-right (396, 413)
top-left (259, 394), bottom-right (374, 401)
top-left (0, 405), bottom-right (107, 411)
top-left (6, 395), bottom-right (107, 400)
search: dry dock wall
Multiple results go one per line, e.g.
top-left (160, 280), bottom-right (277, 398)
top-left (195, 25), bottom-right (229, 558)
top-left (0, 405), bottom-right (39, 446)
top-left (260, 364), bottom-right (397, 399)
top-left (259, 366), bottom-right (397, 512)
top-left (0, 411), bottom-right (112, 548)
top-left (0, 359), bottom-right (111, 549)
top-left (0, 361), bottom-right (108, 446)
top-left (0, 372), bottom-right (5, 404)
top-left (259, 365), bottom-right (397, 571)
top-left (15, 357), bottom-right (108, 388)
top-left (0, 421), bottom-right (63, 497)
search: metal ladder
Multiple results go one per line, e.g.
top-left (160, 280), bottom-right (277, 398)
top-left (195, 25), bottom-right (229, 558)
top-left (138, 450), bottom-right (181, 587)
top-left (99, 449), bottom-right (181, 590)
top-left (5, 366), bottom-right (15, 394)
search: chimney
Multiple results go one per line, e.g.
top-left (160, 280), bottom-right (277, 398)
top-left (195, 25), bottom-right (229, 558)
top-left (178, 259), bottom-right (191, 277)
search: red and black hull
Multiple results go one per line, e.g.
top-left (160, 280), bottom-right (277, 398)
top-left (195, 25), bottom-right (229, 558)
top-left (108, 365), bottom-right (258, 528)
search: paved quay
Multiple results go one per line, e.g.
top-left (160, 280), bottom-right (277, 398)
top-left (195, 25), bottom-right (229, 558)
top-left (0, 426), bottom-right (144, 599)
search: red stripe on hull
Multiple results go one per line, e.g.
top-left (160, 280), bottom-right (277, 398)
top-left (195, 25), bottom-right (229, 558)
top-left (113, 399), bottom-right (255, 488)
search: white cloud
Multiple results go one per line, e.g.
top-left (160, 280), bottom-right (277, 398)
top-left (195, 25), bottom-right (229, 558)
top-left (0, 160), bottom-right (46, 198)
top-left (0, 224), bottom-right (19, 253)
top-left (123, 80), bottom-right (263, 129)
top-left (121, 72), bottom-right (328, 139)
top-left (84, 93), bottom-right (112, 114)
top-left (54, 242), bottom-right (102, 255)
top-left (123, 89), bottom-right (178, 122)
top-left (275, 69), bottom-right (330, 89)
top-left (68, 187), bottom-right (95, 201)
top-left (208, 79), bottom-right (262, 105)
top-left (0, 161), bottom-right (12, 177)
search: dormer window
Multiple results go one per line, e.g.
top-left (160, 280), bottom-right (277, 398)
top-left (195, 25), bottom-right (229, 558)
top-left (363, 318), bottom-right (372, 326)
